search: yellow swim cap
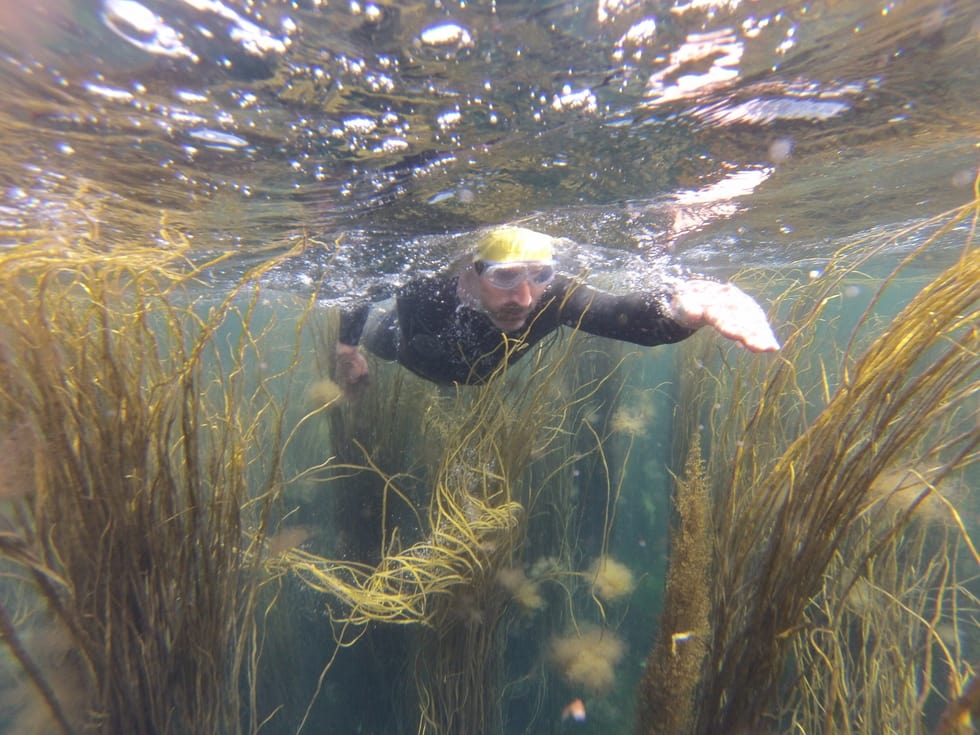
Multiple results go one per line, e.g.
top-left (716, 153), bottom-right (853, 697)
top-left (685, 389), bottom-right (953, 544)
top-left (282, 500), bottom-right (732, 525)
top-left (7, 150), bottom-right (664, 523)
top-left (473, 226), bottom-right (556, 263)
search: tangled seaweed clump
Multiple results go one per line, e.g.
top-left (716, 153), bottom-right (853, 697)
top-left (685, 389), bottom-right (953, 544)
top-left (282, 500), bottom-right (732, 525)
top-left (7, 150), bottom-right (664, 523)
top-left (549, 626), bottom-right (627, 694)
top-left (609, 390), bottom-right (656, 437)
top-left (496, 566), bottom-right (546, 613)
top-left (588, 555), bottom-right (636, 602)
top-left (304, 377), bottom-right (344, 410)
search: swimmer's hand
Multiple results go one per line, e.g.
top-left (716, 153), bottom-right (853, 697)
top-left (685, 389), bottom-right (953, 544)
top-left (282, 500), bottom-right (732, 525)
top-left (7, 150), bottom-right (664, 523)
top-left (335, 342), bottom-right (370, 395)
top-left (667, 280), bottom-right (780, 352)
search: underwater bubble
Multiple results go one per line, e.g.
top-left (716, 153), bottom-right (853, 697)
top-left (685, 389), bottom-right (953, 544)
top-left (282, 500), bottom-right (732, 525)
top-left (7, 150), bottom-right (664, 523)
top-left (342, 116), bottom-right (378, 135)
top-left (188, 128), bottom-right (249, 149)
top-left (101, 0), bottom-right (195, 59)
top-left (168, 108), bottom-right (208, 125)
top-left (417, 22), bottom-right (475, 58)
top-left (176, 89), bottom-right (209, 104)
top-left (428, 190), bottom-right (454, 204)
top-left (951, 169), bottom-right (975, 189)
top-left (365, 72), bottom-right (395, 93)
top-left (350, 1), bottom-right (384, 23)
top-left (769, 137), bottom-right (793, 163)
top-left (374, 137), bottom-right (409, 154)
top-left (83, 81), bottom-right (135, 103)
top-left (227, 13), bottom-right (289, 57)
top-left (428, 187), bottom-right (474, 205)
top-left (551, 86), bottom-right (597, 114)
top-left (436, 110), bottom-right (462, 130)
top-left (181, 0), bottom-right (290, 57)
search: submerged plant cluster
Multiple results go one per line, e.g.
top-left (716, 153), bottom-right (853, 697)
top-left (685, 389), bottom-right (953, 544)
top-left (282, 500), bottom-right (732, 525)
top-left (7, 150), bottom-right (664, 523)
top-left (640, 200), bottom-right (980, 735)
top-left (0, 233), bottom-right (321, 733)
top-left (0, 195), bottom-right (976, 734)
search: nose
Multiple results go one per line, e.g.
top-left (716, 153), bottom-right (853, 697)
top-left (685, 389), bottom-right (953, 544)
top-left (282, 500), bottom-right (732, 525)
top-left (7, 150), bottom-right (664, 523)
top-left (509, 280), bottom-right (533, 306)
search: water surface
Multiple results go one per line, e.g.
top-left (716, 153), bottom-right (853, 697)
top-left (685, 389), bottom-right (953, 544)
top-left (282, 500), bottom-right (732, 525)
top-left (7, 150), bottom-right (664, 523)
top-left (1, 0), bottom-right (976, 293)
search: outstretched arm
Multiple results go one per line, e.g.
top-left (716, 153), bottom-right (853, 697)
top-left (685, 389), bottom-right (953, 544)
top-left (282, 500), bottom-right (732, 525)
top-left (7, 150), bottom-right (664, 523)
top-left (554, 275), bottom-right (778, 352)
top-left (664, 279), bottom-right (780, 352)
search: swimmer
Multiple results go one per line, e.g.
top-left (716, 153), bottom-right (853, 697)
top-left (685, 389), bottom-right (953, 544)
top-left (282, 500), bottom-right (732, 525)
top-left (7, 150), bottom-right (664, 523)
top-left (335, 226), bottom-right (779, 390)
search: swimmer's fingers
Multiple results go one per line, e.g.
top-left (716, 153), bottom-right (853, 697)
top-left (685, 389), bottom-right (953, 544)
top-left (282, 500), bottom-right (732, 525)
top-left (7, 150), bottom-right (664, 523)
top-left (335, 343), bottom-right (371, 394)
top-left (711, 304), bottom-right (781, 352)
top-left (668, 280), bottom-right (780, 353)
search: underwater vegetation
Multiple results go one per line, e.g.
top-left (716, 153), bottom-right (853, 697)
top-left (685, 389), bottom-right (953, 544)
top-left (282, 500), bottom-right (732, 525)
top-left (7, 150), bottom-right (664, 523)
top-left (496, 566), bottom-right (545, 613)
top-left (0, 191), bottom-right (975, 735)
top-left (270, 320), bottom-right (644, 734)
top-left (587, 554), bottom-right (636, 603)
top-left (636, 433), bottom-right (711, 735)
top-left (548, 625), bottom-right (626, 694)
top-left (638, 195), bottom-right (980, 735)
top-left (273, 192), bottom-right (977, 735)
top-left (0, 233), bottom-right (319, 733)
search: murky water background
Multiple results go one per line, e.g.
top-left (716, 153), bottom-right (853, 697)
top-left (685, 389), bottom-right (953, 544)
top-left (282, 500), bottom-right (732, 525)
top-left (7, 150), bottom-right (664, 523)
top-left (2, 0), bottom-right (977, 296)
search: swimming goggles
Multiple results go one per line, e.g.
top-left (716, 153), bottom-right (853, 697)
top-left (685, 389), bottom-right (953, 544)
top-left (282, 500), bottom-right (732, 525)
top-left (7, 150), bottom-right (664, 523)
top-left (474, 260), bottom-right (556, 289)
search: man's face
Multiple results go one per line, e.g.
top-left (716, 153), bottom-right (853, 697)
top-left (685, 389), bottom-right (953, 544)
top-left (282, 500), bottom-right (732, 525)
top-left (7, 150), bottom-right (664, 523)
top-left (477, 273), bottom-right (548, 332)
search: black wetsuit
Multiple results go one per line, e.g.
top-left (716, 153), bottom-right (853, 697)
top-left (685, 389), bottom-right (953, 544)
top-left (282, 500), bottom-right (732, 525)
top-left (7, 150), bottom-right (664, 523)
top-left (339, 274), bottom-right (695, 385)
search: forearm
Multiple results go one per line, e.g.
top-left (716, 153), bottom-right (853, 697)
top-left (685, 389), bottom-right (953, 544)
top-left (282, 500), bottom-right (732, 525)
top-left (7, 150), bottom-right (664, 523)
top-left (561, 284), bottom-right (696, 346)
top-left (339, 302), bottom-right (372, 346)
top-left (558, 276), bottom-right (778, 352)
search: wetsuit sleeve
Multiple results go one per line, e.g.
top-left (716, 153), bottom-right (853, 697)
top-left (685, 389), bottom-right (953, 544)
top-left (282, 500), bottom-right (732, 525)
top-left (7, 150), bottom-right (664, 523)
top-left (555, 280), bottom-right (696, 346)
top-left (338, 302), bottom-right (372, 346)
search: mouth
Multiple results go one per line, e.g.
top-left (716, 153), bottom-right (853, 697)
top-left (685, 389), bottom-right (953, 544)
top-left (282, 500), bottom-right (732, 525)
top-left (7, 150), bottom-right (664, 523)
top-left (491, 308), bottom-right (529, 328)
top-left (496, 307), bottom-right (528, 321)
